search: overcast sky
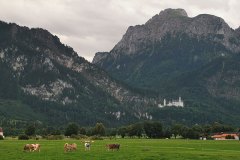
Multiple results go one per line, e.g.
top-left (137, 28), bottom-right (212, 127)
top-left (0, 0), bottom-right (240, 62)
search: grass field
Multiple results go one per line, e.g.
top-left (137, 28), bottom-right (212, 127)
top-left (0, 139), bottom-right (240, 160)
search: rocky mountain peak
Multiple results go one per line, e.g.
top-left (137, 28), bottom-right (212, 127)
top-left (93, 8), bottom-right (240, 61)
top-left (159, 8), bottom-right (188, 17)
top-left (146, 8), bottom-right (189, 26)
top-left (190, 14), bottom-right (232, 34)
top-left (91, 9), bottom-right (240, 126)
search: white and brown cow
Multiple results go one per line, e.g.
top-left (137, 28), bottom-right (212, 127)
top-left (32, 144), bottom-right (41, 152)
top-left (23, 144), bottom-right (34, 152)
top-left (64, 143), bottom-right (77, 152)
top-left (23, 144), bottom-right (40, 152)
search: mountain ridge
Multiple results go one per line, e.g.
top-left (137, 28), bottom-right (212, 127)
top-left (1, 8), bottom-right (240, 128)
top-left (93, 8), bottom-right (239, 63)
top-left (0, 20), bottom-right (161, 128)
top-left (93, 8), bottom-right (240, 126)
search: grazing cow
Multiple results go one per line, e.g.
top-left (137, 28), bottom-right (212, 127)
top-left (32, 144), bottom-right (41, 152)
top-left (106, 144), bottom-right (120, 151)
top-left (23, 144), bottom-right (35, 152)
top-left (84, 142), bottom-right (91, 151)
top-left (64, 143), bottom-right (77, 152)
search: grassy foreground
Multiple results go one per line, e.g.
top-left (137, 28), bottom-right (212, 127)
top-left (0, 138), bottom-right (240, 160)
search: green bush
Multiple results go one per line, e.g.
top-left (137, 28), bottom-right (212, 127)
top-left (70, 134), bottom-right (88, 140)
top-left (90, 135), bottom-right (103, 140)
top-left (18, 134), bottom-right (29, 140)
top-left (46, 135), bottom-right (64, 140)
top-left (79, 134), bottom-right (88, 139)
top-left (65, 123), bottom-right (79, 136)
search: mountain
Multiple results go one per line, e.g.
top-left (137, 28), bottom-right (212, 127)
top-left (93, 9), bottom-right (240, 126)
top-left (0, 21), bottom-right (160, 129)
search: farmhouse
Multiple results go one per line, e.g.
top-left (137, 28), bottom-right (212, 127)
top-left (211, 133), bottom-right (239, 140)
top-left (0, 127), bottom-right (4, 138)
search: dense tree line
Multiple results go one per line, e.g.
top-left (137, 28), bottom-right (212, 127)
top-left (113, 122), bottom-right (237, 139)
top-left (2, 121), bottom-right (239, 140)
top-left (169, 122), bottom-right (236, 139)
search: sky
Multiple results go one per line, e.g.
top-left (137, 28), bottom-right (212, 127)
top-left (0, 0), bottom-right (240, 62)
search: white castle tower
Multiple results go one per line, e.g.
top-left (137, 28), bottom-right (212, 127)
top-left (174, 97), bottom-right (184, 107)
top-left (163, 99), bottom-right (166, 106)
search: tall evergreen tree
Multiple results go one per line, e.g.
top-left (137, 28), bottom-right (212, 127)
top-left (65, 123), bottom-right (79, 136)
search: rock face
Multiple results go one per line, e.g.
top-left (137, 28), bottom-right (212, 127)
top-left (0, 21), bottom-right (159, 127)
top-left (93, 9), bottom-right (240, 126)
top-left (93, 8), bottom-right (240, 89)
top-left (236, 27), bottom-right (240, 36)
top-left (92, 52), bottom-right (109, 64)
top-left (93, 8), bottom-right (239, 64)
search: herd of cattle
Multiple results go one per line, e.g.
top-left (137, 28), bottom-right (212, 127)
top-left (23, 141), bottom-right (120, 152)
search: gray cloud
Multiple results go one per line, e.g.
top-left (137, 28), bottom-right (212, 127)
top-left (0, 0), bottom-right (239, 61)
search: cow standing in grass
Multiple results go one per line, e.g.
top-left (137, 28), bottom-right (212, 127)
top-left (64, 143), bottom-right (77, 152)
top-left (24, 144), bottom-right (41, 152)
top-left (84, 142), bottom-right (91, 151)
top-left (32, 144), bottom-right (41, 152)
top-left (23, 144), bottom-right (35, 152)
top-left (106, 144), bottom-right (120, 151)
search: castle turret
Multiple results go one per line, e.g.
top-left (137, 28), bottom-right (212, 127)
top-left (179, 97), bottom-right (181, 102)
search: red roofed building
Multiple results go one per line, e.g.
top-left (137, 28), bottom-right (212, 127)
top-left (211, 133), bottom-right (239, 140)
top-left (0, 127), bottom-right (3, 137)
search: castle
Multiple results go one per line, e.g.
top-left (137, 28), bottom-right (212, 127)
top-left (158, 97), bottom-right (184, 108)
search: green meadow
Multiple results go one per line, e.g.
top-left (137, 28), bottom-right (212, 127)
top-left (0, 139), bottom-right (240, 160)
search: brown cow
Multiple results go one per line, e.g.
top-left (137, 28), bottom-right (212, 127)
top-left (64, 143), bottom-right (77, 152)
top-left (106, 144), bottom-right (120, 151)
top-left (23, 144), bottom-right (35, 152)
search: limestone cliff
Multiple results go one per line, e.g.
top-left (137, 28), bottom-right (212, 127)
top-left (93, 8), bottom-right (240, 65)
